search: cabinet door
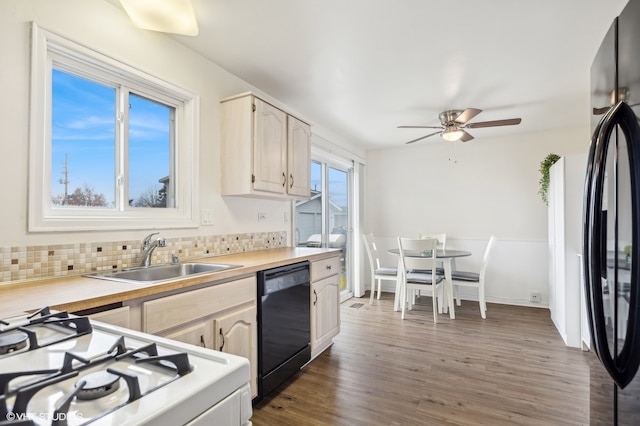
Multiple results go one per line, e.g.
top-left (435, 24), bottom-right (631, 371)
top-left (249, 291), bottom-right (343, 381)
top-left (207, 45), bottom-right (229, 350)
top-left (287, 116), bottom-right (311, 197)
top-left (163, 321), bottom-right (212, 349)
top-left (311, 275), bottom-right (340, 358)
top-left (215, 305), bottom-right (258, 398)
top-left (253, 98), bottom-right (287, 194)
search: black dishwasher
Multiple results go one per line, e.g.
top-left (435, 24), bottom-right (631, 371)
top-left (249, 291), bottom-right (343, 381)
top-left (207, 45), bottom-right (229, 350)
top-left (257, 261), bottom-right (311, 400)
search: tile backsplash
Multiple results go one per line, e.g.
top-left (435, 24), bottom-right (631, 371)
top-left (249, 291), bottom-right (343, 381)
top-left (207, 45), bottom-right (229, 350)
top-left (1, 231), bottom-right (287, 283)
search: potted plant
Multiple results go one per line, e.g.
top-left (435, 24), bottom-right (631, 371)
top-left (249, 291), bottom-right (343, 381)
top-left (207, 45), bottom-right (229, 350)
top-left (539, 153), bottom-right (561, 206)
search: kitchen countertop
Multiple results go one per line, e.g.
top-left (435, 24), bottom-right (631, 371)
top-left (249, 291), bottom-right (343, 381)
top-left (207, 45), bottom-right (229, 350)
top-left (0, 247), bottom-right (341, 317)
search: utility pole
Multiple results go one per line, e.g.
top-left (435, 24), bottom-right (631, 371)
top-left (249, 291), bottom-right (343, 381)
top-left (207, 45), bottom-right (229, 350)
top-left (59, 154), bottom-right (70, 205)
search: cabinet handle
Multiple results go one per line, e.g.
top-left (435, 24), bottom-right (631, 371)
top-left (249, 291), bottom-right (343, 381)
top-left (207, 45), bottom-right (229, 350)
top-left (200, 335), bottom-right (206, 348)
top-left (282, 172), bottom-right (286, 187)
top-left (219, 328), bottom-right (225, 351)
top-left (289, 174), bottom-right (294, 188)
top-left (313, 289), bottom-right (318, 306)
top-left (326, 265), bottom-right (332, 270)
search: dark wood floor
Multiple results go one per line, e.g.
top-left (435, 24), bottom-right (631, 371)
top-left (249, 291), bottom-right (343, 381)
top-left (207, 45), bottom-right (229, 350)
top-left (251, 292), bottom-right (591, 426)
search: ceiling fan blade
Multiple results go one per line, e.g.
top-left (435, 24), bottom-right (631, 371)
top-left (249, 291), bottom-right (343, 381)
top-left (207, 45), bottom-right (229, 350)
top-left (398, 125), bottom-right (442, 129)
top-left (459, 130), bottom-right (474, 142)
top-left (466, 118), bottom-right (522, 129)
top-left (405, 130), bottom-right (442, 144)
top-left (454, 108), bottom-right (482, 124)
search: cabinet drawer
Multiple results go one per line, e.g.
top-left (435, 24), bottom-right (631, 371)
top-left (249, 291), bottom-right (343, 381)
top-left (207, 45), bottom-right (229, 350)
top-left (311, 256), bottom-right (340, 282)
top-left (89, 306), bottom-right (131, 329)
top-left (143, 276), bottom-right (256, 334)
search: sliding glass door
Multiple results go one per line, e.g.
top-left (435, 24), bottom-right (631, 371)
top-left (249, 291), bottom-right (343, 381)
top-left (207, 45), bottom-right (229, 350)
top-left (295, 160), bottom-right (352, 298)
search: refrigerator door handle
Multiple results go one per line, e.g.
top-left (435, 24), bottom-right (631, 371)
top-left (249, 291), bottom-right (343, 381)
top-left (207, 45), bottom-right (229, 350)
top-left (584, 100), bottom-right (640, 389)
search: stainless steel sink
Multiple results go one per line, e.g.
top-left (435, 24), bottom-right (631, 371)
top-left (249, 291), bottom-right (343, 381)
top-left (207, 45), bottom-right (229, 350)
top-left (85, 262), bottom-right (241, 284)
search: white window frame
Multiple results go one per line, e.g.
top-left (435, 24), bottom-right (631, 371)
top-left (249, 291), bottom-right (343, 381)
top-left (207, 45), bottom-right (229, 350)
top-left (28, 23), bottom-right (199, 232)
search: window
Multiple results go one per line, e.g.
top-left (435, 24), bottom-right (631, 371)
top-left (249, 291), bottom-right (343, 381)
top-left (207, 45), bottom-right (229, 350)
top-left (29, 23), bottom-right (199, 231)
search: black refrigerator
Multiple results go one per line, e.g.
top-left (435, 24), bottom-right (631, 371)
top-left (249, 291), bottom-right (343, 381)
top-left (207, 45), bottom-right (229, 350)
top-left (585, 0), bottom-right (640, 424)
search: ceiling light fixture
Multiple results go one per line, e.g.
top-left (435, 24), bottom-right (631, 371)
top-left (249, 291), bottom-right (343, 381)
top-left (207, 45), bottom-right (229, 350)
top-left (441, 126), bottom-right (464, 142)
top-left (119, 0), bottom-right (199, 36)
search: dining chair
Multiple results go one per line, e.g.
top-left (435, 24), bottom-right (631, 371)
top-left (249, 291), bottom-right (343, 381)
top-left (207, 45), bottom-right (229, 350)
top-left (451, 235), bottom-right (496, 319)
top-left (417, 233), bottom-right (446, 275)
top-left (397, 237), bottom-right (444, 323)
top-left (418, 233), bottom-right (447, 249)
top-left (362, 233), bottom-right (398, 304)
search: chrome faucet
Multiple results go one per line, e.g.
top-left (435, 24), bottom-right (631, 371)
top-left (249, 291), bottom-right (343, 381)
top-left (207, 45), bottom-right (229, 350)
top-left (140, 232), bottom-right (167, 267)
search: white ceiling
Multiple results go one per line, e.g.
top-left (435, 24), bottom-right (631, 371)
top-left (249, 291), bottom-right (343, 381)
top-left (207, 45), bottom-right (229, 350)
top-left (168, 0), bottom-right (628, 149)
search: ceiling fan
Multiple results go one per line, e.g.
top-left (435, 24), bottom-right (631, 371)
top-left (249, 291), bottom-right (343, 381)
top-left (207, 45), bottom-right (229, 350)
top-left (398, 108), bottom-right (522, 144)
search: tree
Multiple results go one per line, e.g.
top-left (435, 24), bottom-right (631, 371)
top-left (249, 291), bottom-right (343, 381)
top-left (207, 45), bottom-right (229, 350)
top-left (52, 184), bottom-right (108, 207)
top-left (132, 186), bottom-right (166, 208)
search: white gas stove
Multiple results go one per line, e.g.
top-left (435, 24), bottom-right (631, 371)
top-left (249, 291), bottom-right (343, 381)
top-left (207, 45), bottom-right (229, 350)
top-left (0, 308), bottom-right (252, 425)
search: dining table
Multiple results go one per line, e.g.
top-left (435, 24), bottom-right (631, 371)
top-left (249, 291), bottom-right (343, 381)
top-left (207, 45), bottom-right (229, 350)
top-left (388, 248), bottom-right (472, 319)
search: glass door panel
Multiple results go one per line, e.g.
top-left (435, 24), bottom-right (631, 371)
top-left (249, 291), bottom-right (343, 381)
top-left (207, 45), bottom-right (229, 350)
top-left (295, 161), bottom-right (323, 247)
top-left (295, 160), bottom-right (352, 297)
top-left (328, 167), bottom-right (349, 294)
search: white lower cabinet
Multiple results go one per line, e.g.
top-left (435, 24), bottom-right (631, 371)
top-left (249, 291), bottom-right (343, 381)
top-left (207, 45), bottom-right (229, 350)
top-left (88, 306), bottom-right (132, 329)
top-left (310, 256), bottom-right (341, 359)
top-left (137, 276), bottom-right (258, 398)
top-left (164, 320), bottom-right (212, 349)
top-left (214, 305), bottom-right (257, 398)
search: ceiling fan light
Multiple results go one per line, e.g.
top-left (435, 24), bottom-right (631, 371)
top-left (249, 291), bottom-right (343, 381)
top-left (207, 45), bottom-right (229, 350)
top-left (441, 127), bottom-right (464, 142)
top-left (119, 0), bottom-right (199, 36)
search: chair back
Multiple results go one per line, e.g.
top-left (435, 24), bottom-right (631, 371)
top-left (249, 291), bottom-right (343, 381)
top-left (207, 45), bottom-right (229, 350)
top-left (418, 233), bottom-right (446, 249)
top-left (479, 236), bottom-right (496, 279)
top-left (398, 237), bottom-right (438, 274)
top-left (362, 233), bottom-right (381, 270)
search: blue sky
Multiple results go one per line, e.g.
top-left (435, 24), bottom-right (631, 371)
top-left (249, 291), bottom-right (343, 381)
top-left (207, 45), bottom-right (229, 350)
top-left (51, 69), bottom-right (170, 206)
top-left (310, 161), bottom-right (348, 208)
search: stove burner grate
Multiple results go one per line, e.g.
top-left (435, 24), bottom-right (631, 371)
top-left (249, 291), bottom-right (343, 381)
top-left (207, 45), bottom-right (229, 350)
top-left (75, 371), bottom-right (121, 400)
top-left (1, 333), bottom-right (193, 425)
top-left (0, 308), bottom-right (93, 360)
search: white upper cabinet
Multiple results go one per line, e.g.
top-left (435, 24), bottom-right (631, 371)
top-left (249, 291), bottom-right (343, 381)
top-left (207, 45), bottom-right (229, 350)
top-left (220, 93), bottom-right (311, 199)
top-left (252, 99), bottom-right (287, 193)
top-left (287, 115), bottom-right (311, 197)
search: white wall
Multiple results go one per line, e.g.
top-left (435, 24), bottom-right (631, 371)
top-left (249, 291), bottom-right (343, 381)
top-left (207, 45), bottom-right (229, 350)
top-left (0, 0), bottom-right (310, 247)
top-left (364, 126), bottom-right (590, 307)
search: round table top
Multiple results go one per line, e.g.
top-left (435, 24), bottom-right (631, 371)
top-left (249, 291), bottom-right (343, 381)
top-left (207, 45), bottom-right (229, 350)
top-left (388, 248), bottom-right (471, 258)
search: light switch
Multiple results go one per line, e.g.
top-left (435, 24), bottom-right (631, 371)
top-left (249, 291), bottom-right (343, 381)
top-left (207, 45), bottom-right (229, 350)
top-left (201, 209), bottom-right (214, 226)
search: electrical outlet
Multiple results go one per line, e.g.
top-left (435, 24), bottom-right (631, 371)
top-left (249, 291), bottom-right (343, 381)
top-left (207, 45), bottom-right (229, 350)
top-left (258, 212), bottom-right (267, 222)
top-left (530, 291), bottom-right (541, 303)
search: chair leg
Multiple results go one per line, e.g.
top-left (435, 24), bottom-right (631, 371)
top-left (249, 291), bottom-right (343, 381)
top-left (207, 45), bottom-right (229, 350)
top-left (369, 279), bottom-right (375, 304)
top-left (377, 278), bottom-right (382, 300)
top-left (454, 284), bottom-right (462, 306)
top-left (401, 285), bottom-right (407, 319)
top-left (432, 285), bottom-right (438, 323)
top-left (479, 286), bottom-right (487, 319)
